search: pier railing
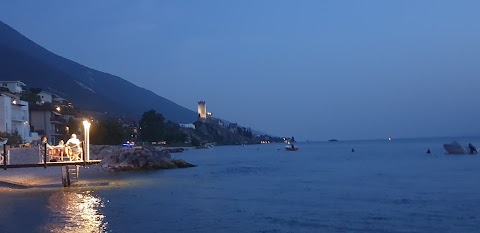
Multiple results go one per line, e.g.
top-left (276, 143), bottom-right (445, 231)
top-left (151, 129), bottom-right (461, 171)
top-left (2, 143), bottom-right (101, 170)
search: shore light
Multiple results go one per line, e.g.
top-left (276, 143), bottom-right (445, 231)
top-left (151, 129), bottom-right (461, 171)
top-left (83, 120), bottom-right (91, 161)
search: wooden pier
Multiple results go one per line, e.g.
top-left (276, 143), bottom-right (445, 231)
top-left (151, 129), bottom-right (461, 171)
top-left (2, 160), bottom-right (101, 169)
top-left (1, 144), bottom-right (102, 187)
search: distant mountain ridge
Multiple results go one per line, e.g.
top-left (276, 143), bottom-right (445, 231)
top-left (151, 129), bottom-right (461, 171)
top-left (0, 20), bottom-right (197, 123)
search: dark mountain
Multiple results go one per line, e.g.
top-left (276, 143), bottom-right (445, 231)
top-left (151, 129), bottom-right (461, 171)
top-left (0, 20), bottom-right (197, 123)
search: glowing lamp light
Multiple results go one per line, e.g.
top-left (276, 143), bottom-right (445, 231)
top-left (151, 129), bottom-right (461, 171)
top-left (56, 106), bottom-right (61, 112)
top-left (83, 120), bottom-right (91, 161)
top-left (83, 120), bottom-right (91, 131)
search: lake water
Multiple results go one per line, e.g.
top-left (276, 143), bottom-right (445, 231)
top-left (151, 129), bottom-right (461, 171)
top-left (2, 137), bottom-right (480, 233)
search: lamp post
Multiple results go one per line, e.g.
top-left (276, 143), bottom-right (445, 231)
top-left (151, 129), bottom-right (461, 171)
top-left (83, 120), bottom-right (91, 161)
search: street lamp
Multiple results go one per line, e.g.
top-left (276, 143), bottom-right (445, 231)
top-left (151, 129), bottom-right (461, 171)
top-left (83, 120), bottom-right (91, 161)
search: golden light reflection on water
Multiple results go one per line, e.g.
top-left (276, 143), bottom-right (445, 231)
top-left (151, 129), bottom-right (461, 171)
top-left (45, 190), bottom-right (108, 233)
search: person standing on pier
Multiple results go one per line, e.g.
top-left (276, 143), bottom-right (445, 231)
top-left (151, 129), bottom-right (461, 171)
top-left (40, 136), bottom-right (53, 162)
top-left (41, 136), bottom-right (52, 147)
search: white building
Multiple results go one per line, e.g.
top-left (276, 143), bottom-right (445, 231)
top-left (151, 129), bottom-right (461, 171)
top-left (0, 94), bottom-right (13, 133)
top-left (0, 93), bottom-right (36, 142)
top-left (0, 81), bottom-right (26, 93)
top-left (38, 91), bottom-right (54, 103)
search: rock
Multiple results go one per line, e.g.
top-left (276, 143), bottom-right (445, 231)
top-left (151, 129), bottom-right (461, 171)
top-left (153, 160), bottom-right (176, 169)
top-left (172, 159), bottom-right (196, 168)
top-left (138, 157), bottom-right (148, 168)
top-left (91, 145), bottom-right (195, 171)
top-left (163, 148), bottom-right (185, 154)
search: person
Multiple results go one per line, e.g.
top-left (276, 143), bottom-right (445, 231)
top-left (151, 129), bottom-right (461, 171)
top-left (66, 134), bottom-right (80, 146)
top-left (468, 143), bottom-right (477, 154)
top-left (40, 136), bottom-right (53, 150)
top-left (0, 137), bottom-right (8, 146)
top-left (58, 140), bottom-right (64, 146)
top-left (66, 134), bottom-right (81, 160)
top-left (291, 144), bottom-right (295, 149)
top-left (426, 148), bottom-right (431, 154)
top-left (352, 148), bottom-right (355, 152)
top-left (40, 136), bottom-right (54, 162)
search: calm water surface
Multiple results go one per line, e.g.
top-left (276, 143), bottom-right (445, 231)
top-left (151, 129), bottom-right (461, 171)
top-left (2, 137), bottom-right (480, 233)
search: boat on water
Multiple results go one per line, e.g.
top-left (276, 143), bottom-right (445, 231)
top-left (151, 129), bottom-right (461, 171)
top-left (285, 143), bottom-right (299, 151)
top-left (443, 141), bottom-right (467, 154)
top-left (444, 141), bottom-right (478, 154)
top-left (285, 147), bottom-right (299, 151)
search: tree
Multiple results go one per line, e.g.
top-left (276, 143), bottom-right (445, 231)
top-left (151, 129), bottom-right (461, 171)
top-left (63, 117), bottom-right (86, 137)
top-left (91, 119), bottom-right (127, 145)
top-left (191, 137), bottom-right (201, 147)
top-left (244, 128), bottom-right (253, 138)
top-left (165, 131), bottom-right (187, 144)
top-left (20, 88), bottom-right (42, 104)
top-left (163, 121), bottom-right (187, 144)
top-left (139, 109), bottom-right (165, 142)
top-left (0, 132), bottom-right (23, 146)
top-left (236, 127), bottom-right (244, 136)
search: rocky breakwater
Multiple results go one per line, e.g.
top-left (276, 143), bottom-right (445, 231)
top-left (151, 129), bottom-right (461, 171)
top-left (90, 145), bottom-right (195, 171)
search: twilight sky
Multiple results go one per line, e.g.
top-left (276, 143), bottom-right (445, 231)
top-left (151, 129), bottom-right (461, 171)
top-left (1, 0), bottom-right (479, 141)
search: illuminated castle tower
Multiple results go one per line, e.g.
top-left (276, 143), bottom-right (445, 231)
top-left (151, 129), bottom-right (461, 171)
top-left (198, 101), bottom-right (207, 120)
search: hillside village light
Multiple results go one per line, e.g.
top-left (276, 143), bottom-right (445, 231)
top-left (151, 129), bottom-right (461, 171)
top-left (83, 120), bottom-right (91, 161)
top-left (56, 106), bottom-right (61, 112)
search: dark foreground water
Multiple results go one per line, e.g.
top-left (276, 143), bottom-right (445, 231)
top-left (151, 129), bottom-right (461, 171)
top-left (2, 137), bottom-right (480, 233)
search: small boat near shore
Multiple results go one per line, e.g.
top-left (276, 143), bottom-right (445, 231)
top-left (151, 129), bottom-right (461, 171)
top-left (285, 144), bottom-right (299, 151)
top-left (285, 147), bottom-right (299, 151)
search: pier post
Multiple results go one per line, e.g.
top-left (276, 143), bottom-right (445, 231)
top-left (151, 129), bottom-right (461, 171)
top-left (66, 165), bottom-right (71, 186)
top-left (61, 166), bottom-right (67, 187)
top-left (3, 144), bottom-right (6, 170)
top-left (44, 142), bottom-right (47, 169)
top-left (82, 141), bottom-right (86, 167)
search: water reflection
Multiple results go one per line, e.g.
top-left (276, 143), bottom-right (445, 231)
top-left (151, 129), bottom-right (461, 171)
top-left (44, 190), bottom-right (108, 232)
